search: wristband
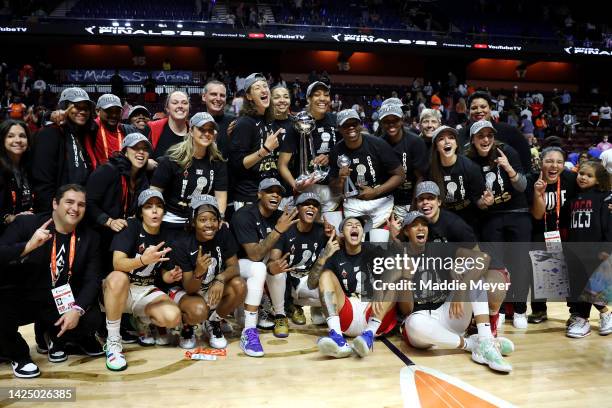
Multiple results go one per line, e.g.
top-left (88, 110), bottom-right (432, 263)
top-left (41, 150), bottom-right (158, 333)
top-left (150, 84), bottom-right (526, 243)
top-left (262, 145), bottom-right (271, 153)
top-left (274, 226), bottom-right (282, 234)
top-left (71, 305), bottom-right (85, 316)
top-left (140, 257), bottom-right (146, 267)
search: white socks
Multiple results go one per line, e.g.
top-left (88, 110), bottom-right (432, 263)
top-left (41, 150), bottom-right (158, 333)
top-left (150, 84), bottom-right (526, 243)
top-left (326, 315), bottom-right (341, 333)
top-left (244, 310), bottom-right (258, 329)
top-left (366, 317), bottom-right (382, 335)
top-left (106, 319), bottom-right (121, 340)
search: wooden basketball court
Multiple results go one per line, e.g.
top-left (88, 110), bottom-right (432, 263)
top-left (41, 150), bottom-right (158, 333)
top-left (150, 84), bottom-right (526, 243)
top-left (1, 302), bottom-right (610, 407)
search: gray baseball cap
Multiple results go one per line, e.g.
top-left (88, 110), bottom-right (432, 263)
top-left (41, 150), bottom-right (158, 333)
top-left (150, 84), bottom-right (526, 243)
top-left (470, 120), bottom-right (497, 137)
top-left (128, 105), bottom-right (151, 119)
top-left (337, 109), bottom-right (361, 127)
top-left (96, 94), bottom-right (122, 110)
top-left (258, 178), bottom-right (286, 193)
top-left (295, 192), bottom-right (321, 206)
top-left (122, 132), bottom-right (152, 150)
top-left (138, 189), bottom-right (165, 207)
top-left (381, 97), bottom-right (404, 107)
top-left (415, 181), bottom-right (440, 198)
top-left (190, 194), bottom-right (220, 217)
top-left (381, 97), bottom-right (409, 112)
top-left (58, 87), bottom-right (93, 106)
top-left (306, 81), bottom-right (330, 98)
top-left (431, 125), bottom-right (458, 144)
top-left (244, 73), bottom-right (267, 92)
top-left (339, 215), bottom-right (372, 234)
top-left (402, 211), bottom-right (429, 228)
top-left (378, 104), bottom-right (403, 120)
top-left (189, 111), bottom-right (218, 129)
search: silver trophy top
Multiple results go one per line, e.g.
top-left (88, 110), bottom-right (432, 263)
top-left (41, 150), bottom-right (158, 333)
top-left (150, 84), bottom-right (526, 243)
top-left (293, 111), bottom-right (316, 134)
top-left (337, 154), bottom-right (351, 168)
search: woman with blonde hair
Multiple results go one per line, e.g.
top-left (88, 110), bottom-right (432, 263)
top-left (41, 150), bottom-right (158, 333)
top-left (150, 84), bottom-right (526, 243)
top-left (151, 112), bottom-right (228, 236)
top-left (149, 90), bottom-right (191, 161)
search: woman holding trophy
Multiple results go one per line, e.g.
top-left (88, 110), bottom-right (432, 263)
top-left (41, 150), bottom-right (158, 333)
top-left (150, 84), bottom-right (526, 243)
top-left (278, 81), bottom-right (340, 213)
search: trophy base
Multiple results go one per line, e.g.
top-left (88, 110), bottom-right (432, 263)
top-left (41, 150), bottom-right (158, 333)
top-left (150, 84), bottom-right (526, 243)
top-left (311, 169), bottom-right (329, 183)
top-left (295, 175), bottom-right (313, 188)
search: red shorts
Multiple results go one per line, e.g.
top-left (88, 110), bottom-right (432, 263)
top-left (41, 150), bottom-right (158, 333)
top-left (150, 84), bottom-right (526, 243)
top-left (338, 295), bottom-right (396, 337)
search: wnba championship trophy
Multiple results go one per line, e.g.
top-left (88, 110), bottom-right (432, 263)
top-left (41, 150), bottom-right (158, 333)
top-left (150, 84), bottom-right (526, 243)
top-left (337, 154), bottom-right (359, 199)
top-left (293, 111), bottom-right (328, 187)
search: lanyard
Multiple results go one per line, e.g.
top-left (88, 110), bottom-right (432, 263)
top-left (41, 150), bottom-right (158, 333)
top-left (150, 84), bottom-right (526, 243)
top-left (543, 177), bottom-right (561, 232)
top-left (120, 176), bottom-right (129, 217)
top-left (50, 231), bottom-right (76, 287)
top-left (100, 126), bottom-right (123, 160)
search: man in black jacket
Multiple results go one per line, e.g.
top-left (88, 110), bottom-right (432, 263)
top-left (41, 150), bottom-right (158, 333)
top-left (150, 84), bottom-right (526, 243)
top-left (202, 80), bottom-right (235, 157)
top-left (0, 184), bottom-right (103, 378)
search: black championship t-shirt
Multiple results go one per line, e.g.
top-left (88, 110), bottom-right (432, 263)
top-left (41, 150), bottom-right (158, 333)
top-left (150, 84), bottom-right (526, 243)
top-left (151, 156), bottom-right (228, 219)
top-left (438, 155), bottom-right (485, 213)
top-left (429, 209), bottom-right (478, 244)
top-left (470, 144), bottom-right (528, 212)
top-left (230, 203), bottom-right (282, 259)
top-left (274, 223), bottom-right (327, 285)
top-left (410, 244), bottom-right (454, 312)
top-left (526, 170), bottom-right (577, 242)
top-left (171, 226), bottom-right (238, 291)
top-left (280, 113), bottom-right (339, 186)
top-left (229, 115), bottom-right (281, 202)
top-left (383, 128), bottom-right (429, 206)
top-left (153, 122), bottom-right (184, 159)
top-left (329, 134), bottom-right (401, 190)
top-left (110, 218), bottom-right (168, 286)
top-left (568, 189), bottom-right (612, 243)
top-left (322, 243), bottom-right (384, 297)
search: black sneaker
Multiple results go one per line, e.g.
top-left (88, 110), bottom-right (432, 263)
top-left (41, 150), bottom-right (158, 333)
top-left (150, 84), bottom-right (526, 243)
top-left (120, 327), bottom-right (138, 344)
top-left (527, 311), bottom-right (548, 324)
top-left (77, 334), bottom-right (105, 356)
top-left (47, 339), bottom-right (68, 363)
top-left (11, 359), bottom-right (40, 378)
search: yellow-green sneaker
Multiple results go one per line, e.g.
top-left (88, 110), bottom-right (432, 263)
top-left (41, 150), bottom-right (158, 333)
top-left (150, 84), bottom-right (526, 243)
top-left (273, 315), bottom-right (289, 338)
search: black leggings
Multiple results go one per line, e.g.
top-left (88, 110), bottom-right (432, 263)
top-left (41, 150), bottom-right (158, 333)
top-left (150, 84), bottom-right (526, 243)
top-left (480, 212), bottom-right (532, 314)
top-left (0, 291), bottom-right (101, 361)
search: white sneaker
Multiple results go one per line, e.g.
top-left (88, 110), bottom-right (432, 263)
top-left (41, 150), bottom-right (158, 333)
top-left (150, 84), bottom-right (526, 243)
top-left (136, 321), bottom-right (155, 347)
top-left (257, 308), bottom-right (275, 330)
top-left (179, 325), bottom-right (196, 349)
top-left (154, 327), bottom-right (173, 346)
top-left (512, 313), bottom-right (528, 329)
top-left (471, 336), bottom-right (512, 373)
top-left (205, 320), bottom-right (228, 349)
top-left (104, 336), bottom-right (127, 371)
top-left (566, 317), bottom-right (591, 338)
top-left (599, 312), bottom-right (612, 336)
top-left (310, 306), bottom-right (326, 325)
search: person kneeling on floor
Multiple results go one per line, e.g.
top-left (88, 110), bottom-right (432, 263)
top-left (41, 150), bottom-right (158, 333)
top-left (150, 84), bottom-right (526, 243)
top-left (0, 184), bottom-right (104, 378)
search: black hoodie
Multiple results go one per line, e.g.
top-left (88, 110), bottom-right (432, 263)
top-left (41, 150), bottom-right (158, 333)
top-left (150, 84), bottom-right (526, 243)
top-left (85, 153), bottom-right (149, 226)
top-left (32, 122), bottom-right (92, 213)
